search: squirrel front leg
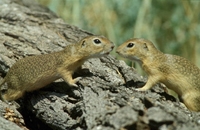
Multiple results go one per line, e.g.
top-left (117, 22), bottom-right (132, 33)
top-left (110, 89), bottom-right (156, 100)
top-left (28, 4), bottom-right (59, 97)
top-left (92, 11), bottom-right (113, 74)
top-left (136, 75), bottom-right (161, 91)
top-left (57, 68), bottom-right (81, 87)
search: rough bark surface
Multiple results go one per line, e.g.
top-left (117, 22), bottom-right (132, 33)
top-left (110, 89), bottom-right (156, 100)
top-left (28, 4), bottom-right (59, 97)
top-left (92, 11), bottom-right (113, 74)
top-left (0, 0), bottom-right (200, 130)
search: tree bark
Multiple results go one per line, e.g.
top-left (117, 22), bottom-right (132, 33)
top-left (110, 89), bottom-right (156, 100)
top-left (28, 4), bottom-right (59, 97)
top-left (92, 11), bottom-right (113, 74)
top-left (0, 0), bottom-right (200, 130)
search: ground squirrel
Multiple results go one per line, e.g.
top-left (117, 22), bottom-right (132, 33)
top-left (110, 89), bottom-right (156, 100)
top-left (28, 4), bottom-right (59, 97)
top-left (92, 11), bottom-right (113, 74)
top-left (116, 38), bottom-right (200, 111)
top-left (0, 35), bottom-right (114, 101)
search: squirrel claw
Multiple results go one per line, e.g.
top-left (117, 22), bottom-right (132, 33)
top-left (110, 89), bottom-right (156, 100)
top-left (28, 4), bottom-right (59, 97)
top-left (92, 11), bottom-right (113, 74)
top-left (70, 83), bottom-right (79, 87)
top-left (135, 88), bottom-right (141, 91)
top-left (68, 77), bottom-right (82, 87)
top-left (74, 77), bottom-right (82, 82)
top-left (135, 88), bottom-right (147, 92)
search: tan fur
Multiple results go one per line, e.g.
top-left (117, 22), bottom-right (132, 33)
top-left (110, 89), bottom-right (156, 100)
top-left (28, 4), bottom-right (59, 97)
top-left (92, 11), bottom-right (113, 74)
top-left (116, 38), bottom-right (200, 111)
top-left (0, 35), bottom-right (114, 101)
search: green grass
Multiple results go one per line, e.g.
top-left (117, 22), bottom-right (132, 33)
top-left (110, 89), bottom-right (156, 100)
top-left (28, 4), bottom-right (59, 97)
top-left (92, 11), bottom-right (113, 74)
top-left (37, 0), bottom-right (200, 67)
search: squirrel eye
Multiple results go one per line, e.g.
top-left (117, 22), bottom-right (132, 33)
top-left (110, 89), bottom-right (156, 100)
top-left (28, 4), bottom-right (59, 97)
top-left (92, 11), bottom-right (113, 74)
top-left (127, 43), bottom-right (134, 48)
top-left (93, 39), bottom-right (101, 44)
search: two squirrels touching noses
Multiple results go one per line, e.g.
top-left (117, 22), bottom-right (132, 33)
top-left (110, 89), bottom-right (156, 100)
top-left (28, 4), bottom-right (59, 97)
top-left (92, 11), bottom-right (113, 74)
top-left (1, 35), bottom-right (200, 112)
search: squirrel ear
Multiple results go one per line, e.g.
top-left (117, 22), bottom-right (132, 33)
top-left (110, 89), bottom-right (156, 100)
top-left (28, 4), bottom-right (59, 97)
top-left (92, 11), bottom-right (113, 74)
top-left (143, 43), bottom-right (149, 51)
top-left (81, 40), bottom-right (86, 47)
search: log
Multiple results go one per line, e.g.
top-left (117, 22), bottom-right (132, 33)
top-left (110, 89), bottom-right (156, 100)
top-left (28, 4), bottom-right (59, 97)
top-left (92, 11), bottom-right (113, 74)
top-left (0, 0), bottom-right (200, 130)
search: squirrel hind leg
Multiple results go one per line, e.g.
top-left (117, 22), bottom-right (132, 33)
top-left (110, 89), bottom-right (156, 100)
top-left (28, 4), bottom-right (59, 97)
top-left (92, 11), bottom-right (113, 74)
top-left (1, 89), bottom-right (25, 101)
top-left (182, 95), bottom-right (200, 112)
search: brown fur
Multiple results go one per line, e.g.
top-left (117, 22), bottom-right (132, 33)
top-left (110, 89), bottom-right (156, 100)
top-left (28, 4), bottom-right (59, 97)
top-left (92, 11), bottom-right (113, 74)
top-left (116, 38), bottom-right (200, 111)
top-left (0, 35), bottom-right (114, 101)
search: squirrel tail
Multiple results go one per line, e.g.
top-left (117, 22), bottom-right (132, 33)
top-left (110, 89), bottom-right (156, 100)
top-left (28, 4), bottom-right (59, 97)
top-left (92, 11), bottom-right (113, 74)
top-left (0, 79), bottom-right (6, 102)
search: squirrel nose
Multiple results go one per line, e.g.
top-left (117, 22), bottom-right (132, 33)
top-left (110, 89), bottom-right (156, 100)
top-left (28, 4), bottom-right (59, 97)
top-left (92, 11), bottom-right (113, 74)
top-left (116, 48), bottom-right (119, 53)
top-left (111, 45), bottom-right (115, 50)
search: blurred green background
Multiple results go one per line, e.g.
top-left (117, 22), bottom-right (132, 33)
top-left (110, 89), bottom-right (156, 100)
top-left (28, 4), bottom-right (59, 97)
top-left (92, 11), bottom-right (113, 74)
top-left (37, 0), bottom-right (200, 67)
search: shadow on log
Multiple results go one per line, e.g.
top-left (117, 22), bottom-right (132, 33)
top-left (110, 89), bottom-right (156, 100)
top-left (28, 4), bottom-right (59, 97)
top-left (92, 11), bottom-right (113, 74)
top-left (0, 0), bottom-right (200, 130)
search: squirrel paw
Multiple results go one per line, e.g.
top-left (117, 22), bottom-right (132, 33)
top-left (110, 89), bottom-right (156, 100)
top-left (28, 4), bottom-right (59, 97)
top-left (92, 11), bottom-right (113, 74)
top-left (68, 77), bottom-right (82, 87)
top-left (74, 77), bottom-right (82, 82)
top-left (135, 88), bottom-right (147, 92)
top-left (69, 83), bottom-right (78, 87)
